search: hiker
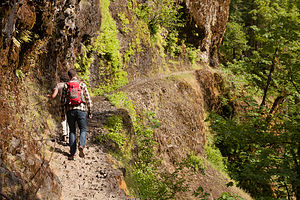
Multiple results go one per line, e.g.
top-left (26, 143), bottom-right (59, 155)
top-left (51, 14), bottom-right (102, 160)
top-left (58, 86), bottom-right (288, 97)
top-left (49, 73), bottom-right (70, 142)
top-left (61, 69), bottom-right (92, 160)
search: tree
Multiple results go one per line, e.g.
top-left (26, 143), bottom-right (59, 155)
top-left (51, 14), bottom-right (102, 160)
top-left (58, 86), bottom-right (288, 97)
top-left (213, 0), bottom-right (300, 199)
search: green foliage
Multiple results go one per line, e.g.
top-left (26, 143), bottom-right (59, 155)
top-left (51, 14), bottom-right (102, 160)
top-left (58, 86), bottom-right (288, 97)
top-left (128, 163), bottom-right (189, 200)
top-left (128, 166), bottom-right (158, 199)
top-left (93, 0), bottom-right (128, 95)
top-left (205, 145), bottom-right (226, 172)
top-left (123, 42), bottom-right (136, 65)
top-left (74, 44), bottom-right (93, 84)
top-left (97, 115), bottom-right (126, 151)
top-left (222, 0), bottom-right (300, 102)
top-left (131, 0), bottom-right (194, 60)
top-left (216, 192), bottom-right (246, 200)
top-left (193, 187), bottom-right (246, 200)
top-left (219, 1), bottom-right (300, 198)
top-left (145, 111), bottom-right (161, 128)
top-left (193, 186), bottom-right (210, 200)
top-left (220, 21), bottom-right (249, 61)
top-left (209, 101), bottom-right (300, 199)
top-left (184, 152), bottom-right (206, 173)
top-left (164, 29), bottom-right (181, 57)
top-left (187, 46), bottom-right (201, 64)
top-left (156, 165), bottom-right (190, 200)
top-left (105, 92), bottom-right (191, 199)
top-left (134, 0), bottom-right (183, 35)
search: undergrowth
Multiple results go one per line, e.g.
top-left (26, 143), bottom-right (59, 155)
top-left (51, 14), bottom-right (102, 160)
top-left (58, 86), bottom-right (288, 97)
top-left (184, 152), bottom-right (206, 173)
top-left (99, 92), bottom-right (243, 200)
top-left (74, 44), bottom-right (93, 85)
top-left (98, 92), bottom-right (195, 199)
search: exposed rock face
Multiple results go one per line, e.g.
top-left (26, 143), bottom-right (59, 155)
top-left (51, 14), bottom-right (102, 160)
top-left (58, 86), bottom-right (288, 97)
top-left (183, 0), bottom-right (230, 66)
top-left (0, 0), bottom-right (101, 199)
top-left (0, 0), bottom-right (101, 75)
top-left (125, 73), bottom-right (207, 162)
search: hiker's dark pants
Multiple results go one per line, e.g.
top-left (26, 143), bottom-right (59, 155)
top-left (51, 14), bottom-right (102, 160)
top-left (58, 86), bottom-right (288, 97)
top-left (67, 109), bottom-right (87, 155)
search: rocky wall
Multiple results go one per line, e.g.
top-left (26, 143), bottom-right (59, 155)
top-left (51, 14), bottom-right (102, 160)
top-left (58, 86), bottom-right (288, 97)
top-left (183, 0), bottom-right (230, 66)
top-left (0, 0), bottom-right (101, 199)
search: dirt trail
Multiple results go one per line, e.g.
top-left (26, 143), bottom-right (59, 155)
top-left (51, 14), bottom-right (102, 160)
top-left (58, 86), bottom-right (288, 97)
top-left (115, 70), bottom-right (196, 92)
top-left (49, 96), bottom-right (132, 200)
top-left (49, 70), bottom-right (197, 200)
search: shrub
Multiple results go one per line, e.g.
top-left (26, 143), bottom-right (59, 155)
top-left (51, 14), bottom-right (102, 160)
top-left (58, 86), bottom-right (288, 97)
top-left (205, 145), bottom-right (226, 172)
top-left (97, 115), bottom-right (126, 151)
top-left (184, 152), bottom-right (206, 173)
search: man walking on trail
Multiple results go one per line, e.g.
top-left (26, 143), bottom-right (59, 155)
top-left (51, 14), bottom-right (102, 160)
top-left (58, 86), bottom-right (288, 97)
top-left (49, 73), bottom-right (69, 142)
top-left (61, 69), bottom-right (92, 160)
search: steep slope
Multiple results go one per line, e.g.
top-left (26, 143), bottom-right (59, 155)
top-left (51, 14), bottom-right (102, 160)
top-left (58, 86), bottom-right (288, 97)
top-left (117, 67), bottom-right (252, 199)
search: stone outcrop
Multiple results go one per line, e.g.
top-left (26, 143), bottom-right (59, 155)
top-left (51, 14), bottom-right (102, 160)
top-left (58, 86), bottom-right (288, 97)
top-left (183, 0), bottom-right (230, 66)
top-left (0, 0), bottom-right (101, 199)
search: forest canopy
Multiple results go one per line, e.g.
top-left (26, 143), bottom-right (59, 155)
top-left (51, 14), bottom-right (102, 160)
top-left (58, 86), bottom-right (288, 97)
top-left (211, 0), bottom-right (300, 199)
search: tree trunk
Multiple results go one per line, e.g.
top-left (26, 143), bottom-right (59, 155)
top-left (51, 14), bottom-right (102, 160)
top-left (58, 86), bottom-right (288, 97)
top-left (260, 48), bottom-right (278, 108)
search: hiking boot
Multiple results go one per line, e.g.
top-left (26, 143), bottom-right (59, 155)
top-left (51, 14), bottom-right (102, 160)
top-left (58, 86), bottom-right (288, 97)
top-left (68, 154), bottom-right (75, 160)
top-left (79, 146), bottom-right (85, 158)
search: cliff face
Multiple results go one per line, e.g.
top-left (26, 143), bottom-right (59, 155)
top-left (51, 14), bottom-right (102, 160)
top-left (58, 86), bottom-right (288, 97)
top-left (183, 0), bottom-right (230, 66)
top-left (0, 0), bottom-right (230, 199)
top-left (0, 0), bottom-right (101, 199)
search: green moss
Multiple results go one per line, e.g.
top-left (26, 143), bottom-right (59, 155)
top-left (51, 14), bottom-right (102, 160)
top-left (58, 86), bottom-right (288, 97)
top-left (184, 152), bottom-right (206, 173)
top-left (92, 0), bottom-right (128, 95)
top-left (118, 13), bottom-right (132, 35)
top-left (74, 44), bottom-right (93, 84)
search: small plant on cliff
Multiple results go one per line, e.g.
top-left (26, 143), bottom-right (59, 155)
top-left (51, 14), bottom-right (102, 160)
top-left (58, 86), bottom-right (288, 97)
top-left (19, 30), bottom-right (32, 43)
top-left (74, 44), bottom-right (93, 84)
top-left (97, 115), bottom-right (126, 152)
top-left (184, 152), bottom-right (206, 173)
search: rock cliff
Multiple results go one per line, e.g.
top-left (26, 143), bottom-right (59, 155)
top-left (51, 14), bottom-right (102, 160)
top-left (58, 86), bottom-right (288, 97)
top-left (183, 0), bottom-right (230, 66)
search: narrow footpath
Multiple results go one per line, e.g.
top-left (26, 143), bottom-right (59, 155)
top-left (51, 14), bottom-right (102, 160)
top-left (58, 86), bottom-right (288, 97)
top-left (49, 96), bottom-right (132, 200)
top-left (49, 71), bottom-right (196, 199)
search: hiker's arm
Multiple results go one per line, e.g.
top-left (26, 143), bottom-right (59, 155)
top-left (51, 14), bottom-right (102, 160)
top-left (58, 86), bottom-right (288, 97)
top-left (51, 89), bottom-right (58, 99)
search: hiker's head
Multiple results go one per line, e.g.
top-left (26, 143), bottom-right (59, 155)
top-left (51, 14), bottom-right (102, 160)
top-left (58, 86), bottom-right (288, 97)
top-left (68, 69), bottom-right (77, 79)
top-left (60, 73), bottom-right (69, 82)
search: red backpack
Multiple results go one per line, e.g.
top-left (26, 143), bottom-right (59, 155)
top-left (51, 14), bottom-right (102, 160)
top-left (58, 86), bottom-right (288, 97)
top-left (66, 80), bottom-right (85, 105)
